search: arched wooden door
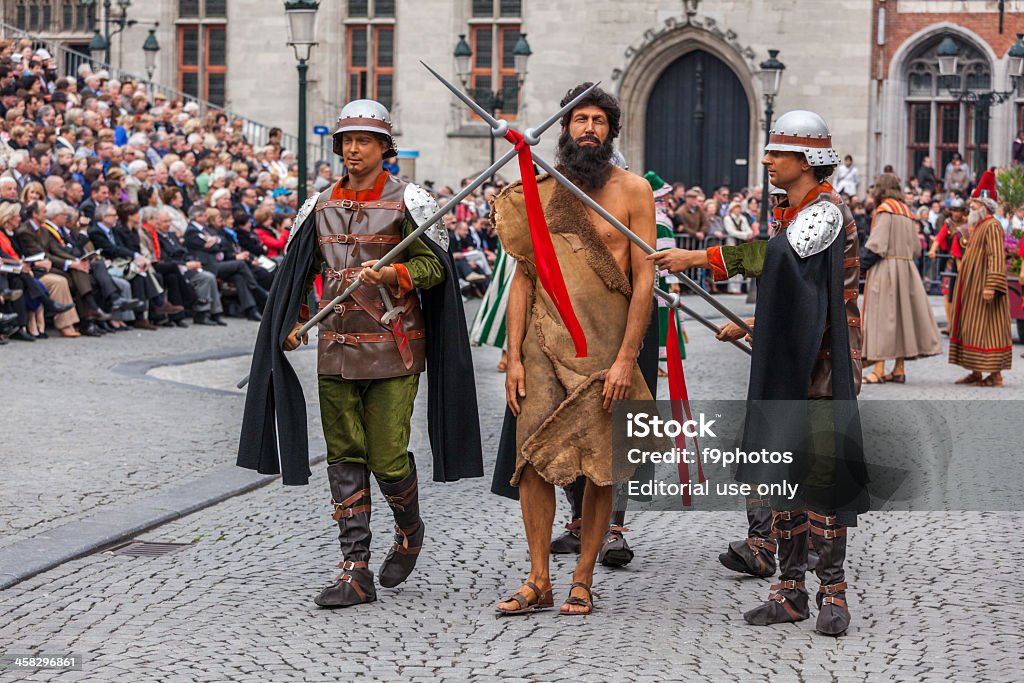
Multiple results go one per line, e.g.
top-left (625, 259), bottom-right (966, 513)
top-left (644, 50), bottom-right (750, 191)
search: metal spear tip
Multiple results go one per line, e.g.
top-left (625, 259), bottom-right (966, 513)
top-left (421, 60), bottom-right (502, 128)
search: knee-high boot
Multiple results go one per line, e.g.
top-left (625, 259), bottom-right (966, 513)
top-left (376, 454), bottom-right (424, 588)
top-left (314, 463), bottom-right (377, 608)
top-left (743, 509), bottom-right (810, 625)
top-left (550, 476), bottom-right (584, 554)
top-left (719, 496), bottom-right (777, 577)
top-left (809, 510), bottom-right (851, 636)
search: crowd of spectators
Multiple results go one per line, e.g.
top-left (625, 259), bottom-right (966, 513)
top-left (2, 30), bottom-right (1020, 347)
top-left (0, 37), bottom-right (305, 345)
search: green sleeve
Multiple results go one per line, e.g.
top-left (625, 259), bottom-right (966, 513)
top-left (401, 218), bottom-right (444, 290)
top-left (721, 240), bottom-right (767, 278)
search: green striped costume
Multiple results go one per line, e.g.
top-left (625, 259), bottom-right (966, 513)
top-left (469, 243), bottom-right (516, 349)
top-left (657, 221), bottom-right (686, 361)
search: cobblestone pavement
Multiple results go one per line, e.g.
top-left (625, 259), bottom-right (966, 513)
top-left (1, 295), bottom-right (1021, 681)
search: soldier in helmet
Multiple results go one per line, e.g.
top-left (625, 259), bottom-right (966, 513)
top-left (238, 100), bottom-right (483, 608)
top-left (652, 110), bottom-right (868, 636)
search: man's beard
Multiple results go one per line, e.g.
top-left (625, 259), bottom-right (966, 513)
top-left (556, 131), bottom-right (614, 192)
top-left (968, 208), bottom-right (985, 228)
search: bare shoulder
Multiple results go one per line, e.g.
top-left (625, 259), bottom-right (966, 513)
top-left (610, 167), bottom-right (652, 196)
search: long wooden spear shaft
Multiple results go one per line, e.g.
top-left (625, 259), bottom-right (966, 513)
top-left (425, 63), bottom-right (755, 339)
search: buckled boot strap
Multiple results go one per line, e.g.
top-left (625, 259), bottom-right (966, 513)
top-left (335, 571), bottom-right (370, 602)
top-left (771, 521), bottom-right (810, 540)
top-left (382, 479), bottom-right (418, 513)
top-left (391, 525), bottom-right (422, 556)
top-left (820, 583), bottom-right (848, 608)
top-left (746, 537), bottom-right (778, 574)
top-left (768, 592), bottom-right (805, 620)
top-left (771, 580), bottom-right (805, 591)
top-left (331, 487), bottom-right (371, 521)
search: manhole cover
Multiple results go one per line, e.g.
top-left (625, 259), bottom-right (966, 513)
top-left (107, 541), bottom-right (193, 558)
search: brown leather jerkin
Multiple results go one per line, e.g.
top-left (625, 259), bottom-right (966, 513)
top-left (314, 176), bottom-right (427, 380)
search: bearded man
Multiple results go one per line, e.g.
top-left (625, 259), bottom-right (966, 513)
top-left (948, 171), bottom-right (1012, 387)
top-left (491, 83), bottom-right (656, 616)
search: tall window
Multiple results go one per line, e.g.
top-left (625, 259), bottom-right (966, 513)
top-left (903, 36), bottom-right (991, 179)
top-left (13, 0), bottom-right (55, 32)
top-left (177, 0), bottom-right (227, 107)
top-left (59, 0), bottom-right (93, 31)
top-left (469, 0), bottom-right (522, 118)
top-left (345, 0), bottom-right (396, 110)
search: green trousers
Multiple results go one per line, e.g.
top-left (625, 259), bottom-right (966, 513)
top-left (318, 373), bottom-right (419, 481)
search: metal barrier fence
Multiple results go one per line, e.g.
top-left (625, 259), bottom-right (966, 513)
top-left (0, 21), bottom-right (343, 176)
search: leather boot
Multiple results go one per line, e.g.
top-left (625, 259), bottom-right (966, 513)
top-left (807, 528), bottom-right (820, 575)
top-left (376, 454), bottom-right (424, 589)
top-left (599, 504), bottom-right (634, 567)
top-left (743, 509), bottom-right (810, 625)
top-left (719, 497), bottom-right (777, 577)
top-left (809, 510), bottom-right (851, 637)
top-left (314, 463), bottom-right (377, 608)
top-left (550, 477), bottom-right (584, 554)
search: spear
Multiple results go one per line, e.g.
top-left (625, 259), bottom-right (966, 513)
top-left (424, 63), bottom-right (755, 339)
top-left (236, 78), bottom-right (606, 389)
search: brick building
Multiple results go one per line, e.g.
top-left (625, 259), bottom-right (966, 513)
top-left (3, 0), bottom-right (1022, 190)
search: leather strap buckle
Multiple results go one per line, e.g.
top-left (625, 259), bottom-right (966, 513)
top-left (771, 580), bottom-right (805, 591)
top-left (338, 560), bottom-right (368, 571)
top-left (339, 199), bottom-right (356, 210)
top-left (819, 582), bottom-right (848, 594)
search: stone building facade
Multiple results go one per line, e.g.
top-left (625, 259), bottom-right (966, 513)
top-left (5, 0), bottom-right (1023, 190)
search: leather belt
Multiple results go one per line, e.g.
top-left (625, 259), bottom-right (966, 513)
top-left (319, 234), bottom-right (402, 245)
top-left (843, 289), bottom-right (858, 300)
top-left (317, 199), bottom-right (404, 212)
top-left (319, 329), bottom-right (426, 345)
top-left (318, 298), bottom-right (416, 316)
top-left (847, 317), bottom-right (861, 328)
top-left (843, 257), bottom-right (860, 268)
top-left (816, 348), bottom-right (862, 360)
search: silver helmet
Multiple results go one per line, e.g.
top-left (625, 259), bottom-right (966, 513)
top-left (332, 99), bottom-right (397, 158)
top-left (764, 110), bottom-right (840, 167)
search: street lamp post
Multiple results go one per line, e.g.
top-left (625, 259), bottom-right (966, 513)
top-left (453, 33), bottom-right (532, 181)
top-left (756, 49), bottom-right (785, 240)
top-left (142, 26), bottom-right (160, 83)
top-left (285, 0), bottom-right (320, 208)
top-left (80, 0), bottom-right (134, 66)
top-left (937, 33), bottom-right (1024, 178)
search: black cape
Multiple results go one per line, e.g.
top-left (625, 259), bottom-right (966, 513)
top-left (737, 221), bottom-right (869, 520)
top-left (237, 209), bottom-right (484, 485)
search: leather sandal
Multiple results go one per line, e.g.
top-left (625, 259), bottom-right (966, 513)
top-left (979, 373), bottom-right (1003, 387)
top-left (955, 373), bottom-right (982, 385)
top-left (882, 373), bottom-right (906, 384)
top-left (558, 581), bottom-right (594, 616)
top-left (495, 581), bottom-right (553, 616)
top-left (862, 372), bottom-right (884, 384)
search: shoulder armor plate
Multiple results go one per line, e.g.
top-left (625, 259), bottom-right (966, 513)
top-left (284, 192), bottom-right (321, 252)
top-left (404, 183), bottom-right (447, 250)
top-left (786, 199), bottom-right (844, 259)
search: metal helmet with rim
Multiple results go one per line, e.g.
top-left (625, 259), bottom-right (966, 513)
top-left (332, 99), bottom-right (398, 158)
top-left (764, 110), bottom-right (840, 167)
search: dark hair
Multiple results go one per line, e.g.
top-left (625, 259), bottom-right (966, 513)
top-left (116, 202), bottom-right (139, 224)
top-left (844, 155), bottom-right (853, 162)
top-left (814, 164), bottom-right (837, 184)
top-left (559, 82), bottom-right (621, 141)
top-left (871, 173), bottom-right (904, 204)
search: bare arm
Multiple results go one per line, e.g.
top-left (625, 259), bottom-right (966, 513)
top-left (603, 180), bottom-right (656, 411)
top-left (505, 264), bottom-right (533, 416)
